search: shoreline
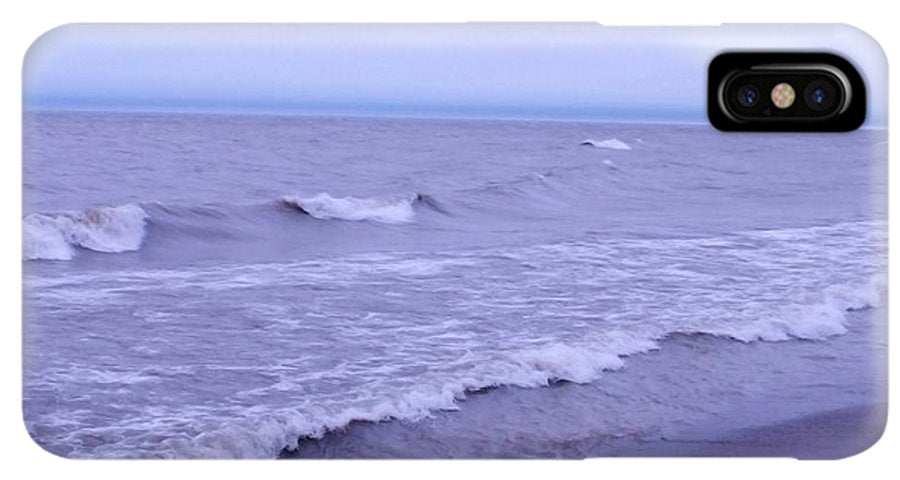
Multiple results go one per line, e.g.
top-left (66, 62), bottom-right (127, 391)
top-left (280, 398), bottom-right (887, 460)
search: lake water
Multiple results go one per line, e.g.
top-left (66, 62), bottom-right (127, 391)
top-left (22, 111), bottom-right (887, 458)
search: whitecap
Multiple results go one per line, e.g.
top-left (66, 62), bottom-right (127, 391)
top-left (281, 193), bottom-right (418, 224)
top-left (580, 138), bottom-right (632, 150)
top-left (24, 204), bottom-right (148, 261)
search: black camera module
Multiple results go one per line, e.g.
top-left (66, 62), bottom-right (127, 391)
top-left (804, 78), bottom-right (839, 112)
top-left (709, 53), bottom-right (865, 131)
top-left (737, 85), bottom-right (760, 107)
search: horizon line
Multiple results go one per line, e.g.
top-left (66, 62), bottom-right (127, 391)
top-left (22, 104), bottom-right (713, 127)
top-left (21, 105), bottom-right (887, 129)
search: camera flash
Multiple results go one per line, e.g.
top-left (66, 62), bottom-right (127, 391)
top-left (771, 83), bottom-right (796, 109)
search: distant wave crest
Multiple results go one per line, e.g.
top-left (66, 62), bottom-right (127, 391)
top-left (580, 138), bottom-right (632, 150)
top-left (23, 193), bottom-right (440, 261)
top-left (24, 204), bottom-right (148, 261)
top-left (280, 193), bottom-right (431, 224)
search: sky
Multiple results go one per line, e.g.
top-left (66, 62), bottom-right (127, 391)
top-left (22, 24), bottom-right (887, 123)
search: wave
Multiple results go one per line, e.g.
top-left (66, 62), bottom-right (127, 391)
top-left (24, 204), bottom-right (148, 261)
top-left (279, 193), bottom-right (434, 224)
top-left (160, 274), bottom-right (884, 459)
top-left (708, 275), bottom-right (886, 342)
top-left (580, 138), bottom-right (631, 150)
top-left (161, 334), bottom-right (660, 459)
top-left (23, 193), bottom-right (442, 261)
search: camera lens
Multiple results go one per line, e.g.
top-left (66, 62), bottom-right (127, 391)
top-left (810, 87), bottom-right (827, 106)
top-left (737, 85), bottom-right (760, 107)
top-left (804, 79), bottom-right (838, 112)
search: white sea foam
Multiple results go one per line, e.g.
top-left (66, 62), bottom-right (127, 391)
top-left (714, 274), bottom-right (886, 342)
top-left (581, 138), bottom-right (632, 150)
top-left (23, 216), bottom-right (75, 260)
top-left (281, 193), bottom-right (417, 224)
top-left (154, 337), bottom-right (653, 458)
top-left (509, 345), bottom-right (625, 384)
top-left (187, 275), bottom-right (881, 458)
top-left (23, 204), bottom-right (148, 261)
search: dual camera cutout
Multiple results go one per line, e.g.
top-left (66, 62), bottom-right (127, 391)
top-left (708, 53), bottom-right (866, 132)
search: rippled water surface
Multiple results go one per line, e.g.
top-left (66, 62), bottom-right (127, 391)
top-left (23, 112), bottom-right (887, 458)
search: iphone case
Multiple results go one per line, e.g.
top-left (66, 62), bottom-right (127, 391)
top-left (22, 24), bottom-right (888, 459)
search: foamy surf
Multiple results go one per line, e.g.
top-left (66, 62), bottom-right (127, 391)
top-left (150, 274), bottom-right (884, 459)
top-left (23, 204), bottom-right (148, 261)
top-left (156, 336), bottom-right (658, 458)
top-left (580, 138), bottom-right (632, 150)
top-left (24, 244), bottom-right (885, 458)
top-left (712, 275), bottom-right (887, 342)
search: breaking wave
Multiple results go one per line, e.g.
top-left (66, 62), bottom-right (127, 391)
top-left (156, 335), bottom-right (661, 458)
top-left (23, 193), bottom-right (444, 261)
top-left (156, 273), bottom-right (884, 458)
top-left (707, 275), bottom-right (886, 342)
top-left (23, 204), bottom-right (148, 261)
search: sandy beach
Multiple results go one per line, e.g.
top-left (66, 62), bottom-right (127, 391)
top-left (631, 404), bottom-right (887, 458)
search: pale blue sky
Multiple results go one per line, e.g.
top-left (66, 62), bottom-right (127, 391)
top-left (23, 24), bottom-right (886, 123)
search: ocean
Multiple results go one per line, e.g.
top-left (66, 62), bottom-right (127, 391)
top-left (22, 111), bottom-right (888, 458)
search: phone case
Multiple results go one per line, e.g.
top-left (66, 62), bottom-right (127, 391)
top-left (22, 24), bottom-right (888, 459)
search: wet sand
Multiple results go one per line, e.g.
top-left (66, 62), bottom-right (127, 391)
top-left (621, 403), bottom-right (887, 458)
